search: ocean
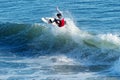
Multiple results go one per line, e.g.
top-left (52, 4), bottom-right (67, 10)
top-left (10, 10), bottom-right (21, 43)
top-left (0, 0), bottom-right (120, 80)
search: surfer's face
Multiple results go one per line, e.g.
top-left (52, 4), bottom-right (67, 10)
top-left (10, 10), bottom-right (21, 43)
top-left (57, 15), bottom-right (61, 19)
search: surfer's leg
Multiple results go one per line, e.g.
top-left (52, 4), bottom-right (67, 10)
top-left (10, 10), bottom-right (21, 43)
top-left (49, 19), bottom-right (53, 23)
top-left (54, 18), bottom-right (57, 22)
top-left (54, 18), bottom-right (59, 24)
top-left (49, 18), bottom-right (57, 23)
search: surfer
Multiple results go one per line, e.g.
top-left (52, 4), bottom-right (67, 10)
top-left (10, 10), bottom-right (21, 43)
top-left (49, 7), bottom-right (66, 27)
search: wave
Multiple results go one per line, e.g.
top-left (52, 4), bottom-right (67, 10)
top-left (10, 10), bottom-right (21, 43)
top-left (0, 18), bottom-right (120, 75)
top-left (0, 19), bottom-right (120, 54)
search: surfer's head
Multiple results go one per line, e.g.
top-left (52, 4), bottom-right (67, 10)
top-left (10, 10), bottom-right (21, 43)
top-left (57, 13), bottom-right (62, 18)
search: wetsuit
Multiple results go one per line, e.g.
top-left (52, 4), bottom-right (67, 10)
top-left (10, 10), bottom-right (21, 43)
top-left (54, 18), bottom-right (65, 27)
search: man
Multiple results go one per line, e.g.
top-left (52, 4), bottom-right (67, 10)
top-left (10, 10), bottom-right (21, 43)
top-left (49, 7), bottom-right (66, 27)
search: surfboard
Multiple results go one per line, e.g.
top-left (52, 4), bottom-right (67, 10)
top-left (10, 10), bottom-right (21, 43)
top-left (41, 17), bottom-right (57, 26)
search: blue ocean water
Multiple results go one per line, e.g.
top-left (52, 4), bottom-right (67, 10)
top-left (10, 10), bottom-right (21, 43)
top-left (0, 0), bottom-right (120, 80)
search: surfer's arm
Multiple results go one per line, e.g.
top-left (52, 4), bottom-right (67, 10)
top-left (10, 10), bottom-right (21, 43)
top-left (56, 7), bottom-right (62, 14)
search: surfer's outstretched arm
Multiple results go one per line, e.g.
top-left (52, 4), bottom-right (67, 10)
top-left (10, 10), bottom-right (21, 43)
top-left (56, 7), bottom-right (62, 14)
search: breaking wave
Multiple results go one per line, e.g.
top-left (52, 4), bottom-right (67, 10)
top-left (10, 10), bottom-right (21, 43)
top-left (0, 18), bottom-right (120, 75)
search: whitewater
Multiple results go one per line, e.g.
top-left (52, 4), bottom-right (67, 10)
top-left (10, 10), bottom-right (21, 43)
top-left (0, 0), bottom-right (120, 80)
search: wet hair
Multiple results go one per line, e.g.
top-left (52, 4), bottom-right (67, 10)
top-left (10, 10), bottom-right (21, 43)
top-left (57, 13), bottom-right (62, 17)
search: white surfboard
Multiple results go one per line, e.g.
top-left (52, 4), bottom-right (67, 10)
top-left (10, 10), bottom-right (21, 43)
top-left (41, 17), bottom-right (57, 26)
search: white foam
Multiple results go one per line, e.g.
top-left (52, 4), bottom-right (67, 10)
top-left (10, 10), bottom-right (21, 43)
top-left (50, 55), bottom-right (75, 65)
top-left (98, 33), bottom-right (120, 49)
top-left (99, 33), bottom-right (120, 45)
